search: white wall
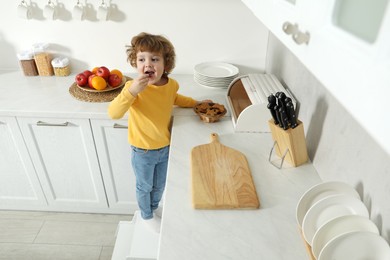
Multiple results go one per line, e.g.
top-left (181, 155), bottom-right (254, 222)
top-left (266, 33), bottom-right (390, 243)
top-left (0, 0), bottom-right (268, 75)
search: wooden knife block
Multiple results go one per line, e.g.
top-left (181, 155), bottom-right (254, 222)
top-left (268, 119), bottom-right (308, 167)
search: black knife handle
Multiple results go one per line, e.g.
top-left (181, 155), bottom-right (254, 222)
top-left (267, 95), bottom-right (279, 124)
top-left (274, 105), bottom-right (283, 128)
top-left (277, 92), bottom-right (287, 110)
top-left (278, 106), bottom-right (289, 130)
top-left (268, 94), bottom-right (277, 104)
top-left (286, 101), bottom-right (298, 128)
top-left (268, 105), bottom-right (279, 125)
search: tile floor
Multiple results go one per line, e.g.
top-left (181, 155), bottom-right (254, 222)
top-left (0, 210), bottom-right (132, 260)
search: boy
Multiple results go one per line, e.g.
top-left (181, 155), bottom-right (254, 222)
top-left (108, 32), bottom-right (209, 233)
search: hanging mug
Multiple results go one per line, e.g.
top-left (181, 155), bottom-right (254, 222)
top-left (17, 1), bottom-right (33, 19)
top-left (43, 1), bottom-right (57, 20)
top-left (73, 2), bottom-right (85, 20)
top-left (97, 1), bottom-right (110, 21)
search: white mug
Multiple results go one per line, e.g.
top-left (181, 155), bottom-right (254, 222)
top-left (73, 4), bottom-right (85, 20)
top-left (97, 3), bottom-right (110, 21)
top-left (17, 3), bottom-right (33, 19)
top-left (43, 3), bottom-right (57, 20)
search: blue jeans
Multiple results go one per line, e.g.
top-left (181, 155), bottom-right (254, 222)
top-left (131, 145), bottom-right (169, 220)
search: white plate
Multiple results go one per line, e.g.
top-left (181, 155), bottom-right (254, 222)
top-left (318, 231), bottom-right (390, 260)
top-left (312, 215), bottom-right (379, 258)
top-left (194, 77), bottom-right (235, 85)
top-left (296, 181), bottom-right (360, 227)
top-left (194, 62), bottom-right (239, 78)
top-left (194, 77), bottom-right (232, 89)
top-left (194, 75), bottom-right (237, 83)
top-left (302, 194), bottom-right (369, 245)
top-left (194, 71), bottom-right (238, 79)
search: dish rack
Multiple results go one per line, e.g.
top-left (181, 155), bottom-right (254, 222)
top-left (226, 73), bottom-right (296, 133)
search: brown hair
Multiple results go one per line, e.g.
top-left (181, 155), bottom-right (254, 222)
top-left (126, 32), bottom-right (176, 74)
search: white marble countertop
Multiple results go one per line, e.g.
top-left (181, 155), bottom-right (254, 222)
top-left (160, 116), bottom-right (322, 260)
top-left (0, 71), bottom-right (228, 119)
top-left (1, 71), bottom-right (322, 259)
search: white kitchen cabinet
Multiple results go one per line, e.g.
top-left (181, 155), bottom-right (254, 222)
top-left (0, 116), bottom-right (47, 209)
top-left (91, 119), bottom-right (138, 214)
top-left (242, 0), bottom-right (390, 156)
top-left (242, 0), bottom-right (390, 58)
top-left (17, 117), bottom-right (108, 212)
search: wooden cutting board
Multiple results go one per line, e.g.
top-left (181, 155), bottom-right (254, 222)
top-left (190, 133), bottom-right (260, 209)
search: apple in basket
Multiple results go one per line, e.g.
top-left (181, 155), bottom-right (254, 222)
top-left (108, 73), bottom-right (122, 87)
top-left (88, 74), bottom-right (97, 88)
top-left (75, 73), bottom-right (88, 87)
top-left (82, 70), bottom-right (93, 79)
top-left (96, 66), bottom-right (110, 81)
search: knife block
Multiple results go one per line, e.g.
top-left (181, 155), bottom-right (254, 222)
top-left (268, 119), bottom-right (308, 167)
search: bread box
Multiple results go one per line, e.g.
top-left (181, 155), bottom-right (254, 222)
top-left (226, 74), bottom-right (296, 133)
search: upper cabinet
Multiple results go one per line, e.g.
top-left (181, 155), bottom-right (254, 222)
top-left (332, 0), bottom-right (389, 44)
top-left (242, 0), bottom-right (390, 155)
top-left (244, 0), bottom-right (390, 56)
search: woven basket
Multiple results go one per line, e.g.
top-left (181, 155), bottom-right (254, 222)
top-left (194, 102), bottom-right (227, 123)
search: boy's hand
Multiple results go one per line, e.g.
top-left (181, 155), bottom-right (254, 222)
top-left (128, 74), bottom-right (150, 97)
top-left (196, 99), bottom-right (213, 105)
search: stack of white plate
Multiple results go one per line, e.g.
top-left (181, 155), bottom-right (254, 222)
top-left (194, 62), bottom-right (239, 88)
top-left (296, 181), bottom-right (390, 260)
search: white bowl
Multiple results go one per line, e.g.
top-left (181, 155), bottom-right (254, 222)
top-left (301, 193), bottom-right (369, 245)
top-left (318, 231), bottom-right (390, 260)
top-left (296, 181), bottom-right (360, 227)
top-left (312, 215), bottom-right (379, 258)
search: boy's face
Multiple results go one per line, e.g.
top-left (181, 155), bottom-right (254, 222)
top-left (136, 51), bottom-right (166, 85)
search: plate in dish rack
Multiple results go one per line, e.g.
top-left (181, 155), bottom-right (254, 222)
top-left (312, 215), bottom-right (379, 259)
top-left (301, 193), bottom-right (369, 246)
top-left (296, 181), bottom-right (360, 227)
top-left (76, 77), bottom-right (127, 93)
top-left (318, 231), bottom-right (390, 260)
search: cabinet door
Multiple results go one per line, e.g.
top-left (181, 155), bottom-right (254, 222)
top-left (17, 117), bottom-right (108, 211)
top-left (91, 119), bottom-right (138, 214)
top-left (0, 116), bottom-right (47, 208)
top-left (241, 0), bottom-right (390, 155)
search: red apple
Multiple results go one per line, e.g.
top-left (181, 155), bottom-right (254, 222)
top-left (108, 73), bottom-right (122, 87)
top-left (88, 74), bottom-right (96, 88)
top-left (96, 66), bottom-right (110, 81)
top-left (82, 70), bottom-right (93, 79)
top-left (75, 73), bottom-right (87, 86)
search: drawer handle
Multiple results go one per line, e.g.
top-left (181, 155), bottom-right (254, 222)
top-left (36, 121), bottom-right (69, 127)
top-left (113, 123), bottom-right (128, 129)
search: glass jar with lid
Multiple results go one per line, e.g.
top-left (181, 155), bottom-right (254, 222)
top-left (17, 50), bottom-right (39, 76)
top-left (33, 43), bottom-right (54, 76)
top-left (51, 57), bottom-right (71, 76)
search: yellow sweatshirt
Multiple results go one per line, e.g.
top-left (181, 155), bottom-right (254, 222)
top-left (108, 77), bottom-right (197, 149)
